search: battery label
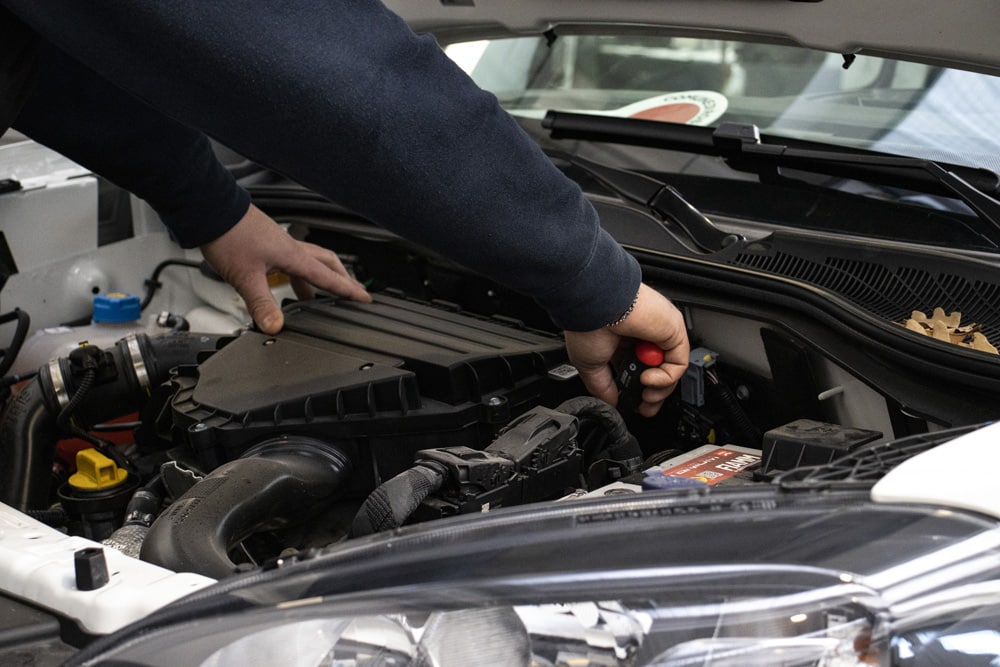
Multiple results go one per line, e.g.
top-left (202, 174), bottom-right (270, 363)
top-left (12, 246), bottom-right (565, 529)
top-left (655, 447), bottom-right (761, 485)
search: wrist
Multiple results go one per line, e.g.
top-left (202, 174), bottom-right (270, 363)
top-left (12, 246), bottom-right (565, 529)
top-left (605, 286), bottom-right (640, 328)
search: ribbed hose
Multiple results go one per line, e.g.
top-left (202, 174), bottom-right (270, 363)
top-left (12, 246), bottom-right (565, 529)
top-left (0, 378), bottom-right (61, 510)
top-left (555, 397), bottom-right (643, 472)
top-left (141, 437), bottom-right (352, 579)
top-left (350, 463), bottom-right (446, 537)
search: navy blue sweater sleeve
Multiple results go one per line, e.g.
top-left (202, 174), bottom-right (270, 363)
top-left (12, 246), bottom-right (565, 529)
top-left (2, 0), bottom-right (640, 330)
top-left (12, 45), bottom-right (249, 248)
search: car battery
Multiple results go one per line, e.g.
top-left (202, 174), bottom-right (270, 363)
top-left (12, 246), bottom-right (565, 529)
top-left (562, 444), bottom-right (761, 500)
top-left (646, 444), bottom-right (762, 487)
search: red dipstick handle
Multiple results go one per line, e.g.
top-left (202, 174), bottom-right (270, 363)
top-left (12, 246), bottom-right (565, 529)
top-left (616, 342), bottom-right (665, 412)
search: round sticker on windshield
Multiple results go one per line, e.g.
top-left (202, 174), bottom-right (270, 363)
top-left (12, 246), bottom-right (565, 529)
top-left (611, 91), bottom-right (728, 126)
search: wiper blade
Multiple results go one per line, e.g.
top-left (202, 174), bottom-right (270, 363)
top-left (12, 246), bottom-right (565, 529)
top-left (546, 149), bottom-right (740, 252)
top-left (543, 112), bottom-right (1000, 234)
top-left (712, 123), bottom-right (1000, 235)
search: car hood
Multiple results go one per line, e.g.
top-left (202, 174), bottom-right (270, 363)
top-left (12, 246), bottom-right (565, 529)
top-left (386, 0), bottom-right (1000, 76)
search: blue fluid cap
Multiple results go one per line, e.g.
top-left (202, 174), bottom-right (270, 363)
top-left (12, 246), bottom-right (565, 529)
top-left (92, 292), bottom-right (141, 323)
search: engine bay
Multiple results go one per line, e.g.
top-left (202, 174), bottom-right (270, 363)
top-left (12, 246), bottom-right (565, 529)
top-left (1, 177), bottom-right (999, 662)
top-left (0, 251), bottom-right (917, 579)
top-left (1, 167), bottom-right (997, 600)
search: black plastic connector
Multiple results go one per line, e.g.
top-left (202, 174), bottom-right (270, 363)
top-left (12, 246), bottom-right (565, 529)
top-left (74, 547), bottom-right (109, 591)
top-left (415, 406), bottom-right (582, 519)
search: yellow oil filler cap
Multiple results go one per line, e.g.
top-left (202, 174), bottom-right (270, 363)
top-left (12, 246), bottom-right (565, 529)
top-left (68, 449), bottom-right (128, 490)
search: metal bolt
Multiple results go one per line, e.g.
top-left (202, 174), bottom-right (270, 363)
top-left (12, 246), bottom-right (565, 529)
top-left (735, 385), bottom-right (751, 401)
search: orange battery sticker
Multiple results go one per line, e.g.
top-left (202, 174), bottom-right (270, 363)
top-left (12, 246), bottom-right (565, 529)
top-left (656, 447), bottom-right (761, 485)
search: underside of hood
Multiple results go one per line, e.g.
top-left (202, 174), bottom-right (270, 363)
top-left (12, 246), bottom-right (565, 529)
top-left (386, 0), bottom-right (1000, 76)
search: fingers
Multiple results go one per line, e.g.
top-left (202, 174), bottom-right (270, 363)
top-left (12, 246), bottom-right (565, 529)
top-left (235, 271), bottom-right (285, 334)
top-left (281, 243), bottom-right (372, 303)
top-left (635, 368), bottom-right (681, 416)
top-left (564, 327), bottom-right (620, 405)
top-left (290, 275), bottom-right (315, 302)
top-left (612, 284), bottom-right (690, 414)
top-left (611, 284), bottom-right (688, 356)
top-left (201, 204), bottom-right (372, 333)
top-left (575, 363), bottom-right (620, 408)
top-left (564, 283), bottom-right (690, 417)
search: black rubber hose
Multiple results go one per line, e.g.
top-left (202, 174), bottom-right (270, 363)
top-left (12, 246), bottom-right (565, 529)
top-left (123, 475), bottom-right (166, 528)
top-left (102, 476), bottom-right (167, 559)
top-left (0, 308), bottom-right (30, 378)
top-left (56, 368), bottom-right (95, 427)
top-left (555, 396), bottom-right (643, 472)
top-left (140, 437), bottom-right (352, 579)
top-left (0, 377), bottom-right (61, 510)
top-left (350, 463), bottom-right (447, 538)
top-left (0, 332), bottom-right (224, 510)
top-left (709, 377), bottom-right (762, 447)
top-left (140, 259), bottom-right (203, 310)
top-left (132, 332), bottom-right (226, 382)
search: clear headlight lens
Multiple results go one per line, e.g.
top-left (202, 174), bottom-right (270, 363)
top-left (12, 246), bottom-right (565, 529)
top-left (98, 574), bottom-right (886, 667)
top-left (72, 489), bottom-right (1000, 667)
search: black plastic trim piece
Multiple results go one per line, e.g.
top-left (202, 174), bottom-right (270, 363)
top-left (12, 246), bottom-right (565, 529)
top-left (635, 249), bottom-right (1000, 425)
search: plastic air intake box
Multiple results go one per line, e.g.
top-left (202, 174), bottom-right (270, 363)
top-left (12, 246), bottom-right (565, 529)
top-left (169, 294), bottom-right (569, 495)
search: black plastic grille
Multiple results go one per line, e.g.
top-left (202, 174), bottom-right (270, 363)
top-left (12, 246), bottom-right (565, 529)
top-left (773, 422), bottom-right (989, 489)
top-left (730, 248), bottom-right (1000, 342)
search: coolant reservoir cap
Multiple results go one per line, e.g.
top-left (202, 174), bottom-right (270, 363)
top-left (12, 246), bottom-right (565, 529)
top-left (69, 449), bottom-right (129, 490)
top-left (92, 292), bottom-right (141, 323)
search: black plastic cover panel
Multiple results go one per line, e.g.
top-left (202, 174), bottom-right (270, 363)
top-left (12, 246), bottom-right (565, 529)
top-left (170, 294), bottom-right (569, 485)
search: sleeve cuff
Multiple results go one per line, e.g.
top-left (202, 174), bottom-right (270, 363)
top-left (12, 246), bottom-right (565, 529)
top-left (535, 228), bottom-right (642, 332)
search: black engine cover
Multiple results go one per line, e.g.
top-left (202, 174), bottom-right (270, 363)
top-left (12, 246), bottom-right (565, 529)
top-left (170, 294), bottom-right (570, 495)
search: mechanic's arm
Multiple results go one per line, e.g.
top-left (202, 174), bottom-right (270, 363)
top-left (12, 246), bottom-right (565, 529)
top-left (565, 284), bottom-right (689, 417)
top-left (12, 45), bottom-right (368, 331)
top-left (11, 7), bottom-right (684, 413)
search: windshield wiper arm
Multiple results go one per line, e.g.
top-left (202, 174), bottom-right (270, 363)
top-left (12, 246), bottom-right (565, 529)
top-left (543, 112), bottom-right (1000, 234)
top-left (546, 149), bottom-right (740, 252)
top-left (712, 123), bottom-right (1000, 235)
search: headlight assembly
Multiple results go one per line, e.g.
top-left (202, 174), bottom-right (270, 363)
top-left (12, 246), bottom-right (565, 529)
top-left (68, 487), bottom-right (1000, 666)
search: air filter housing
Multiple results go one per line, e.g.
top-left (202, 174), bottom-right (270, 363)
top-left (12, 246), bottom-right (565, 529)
top-left (169, 294), bottom-right (569, 495)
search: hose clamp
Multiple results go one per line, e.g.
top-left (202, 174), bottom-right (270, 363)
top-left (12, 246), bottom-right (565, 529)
top-left (125, 334), bottom-right (151, 394)
top-left (47, 358), bottom-right (70, 409)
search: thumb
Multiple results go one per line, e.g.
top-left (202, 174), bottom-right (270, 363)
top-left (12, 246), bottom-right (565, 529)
top-left (236, 273), bottom-right (284, 334)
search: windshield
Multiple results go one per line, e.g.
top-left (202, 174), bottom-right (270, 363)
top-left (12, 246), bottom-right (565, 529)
top-left (446, 34), bottom-right (1000, 174)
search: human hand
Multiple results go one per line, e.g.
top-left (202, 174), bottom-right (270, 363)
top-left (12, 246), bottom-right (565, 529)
top-left (564, 283), bottom-right (689, 417)
top-left (200, 204), bottom-right (371, 333)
